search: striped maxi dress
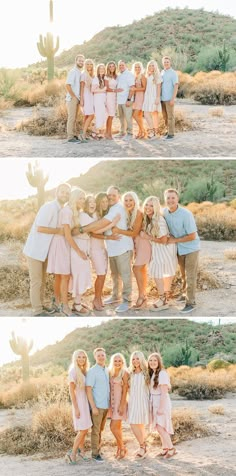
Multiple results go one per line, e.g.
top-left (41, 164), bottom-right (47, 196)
top-left (149, 216), bottom-right (177, 279)
top-left (128, 372), bottom-right (149, 424)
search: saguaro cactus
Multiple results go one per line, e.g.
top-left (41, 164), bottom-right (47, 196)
top-left (9, 332), bottom-right (33, 382)
top-left (37, 0), bottom-right (59, 80)
top-left (26, 161), bottom-right (49, 209)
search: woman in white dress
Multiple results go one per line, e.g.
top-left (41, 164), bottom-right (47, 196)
top-left (128, 351), bottom-right (150, 459)
top-left (142, 60), bottom-right (162, 139)
top-left (91, 63), bottom-right (107, 139)
top-left (148, 352), bottom-right (176, 459)
top-left (141, 196), bottom-right (177, 311)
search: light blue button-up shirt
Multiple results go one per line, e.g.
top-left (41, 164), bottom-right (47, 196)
top-left (161, 68), bottom-right (178, 101)
top-left (163, 206), bottom-right (200, 256)
top-left (86, 364), bottom-right (110, 409)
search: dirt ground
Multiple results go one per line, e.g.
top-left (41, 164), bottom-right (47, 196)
top-left (0, 240), bottom-right (236, 317)
top-left (0, 393), bottom-right (236, 475)
top-left (0, 101), bottom-right (236, 157)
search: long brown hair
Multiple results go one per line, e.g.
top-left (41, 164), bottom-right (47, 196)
top-left (95, 192), bottom-right (109, 218)
top-left (106, 61), bottom-right (117, 79)
top-left (96, 63), bottom-right (106, 88)
top-left (148, 352), bottom-right (164, 388)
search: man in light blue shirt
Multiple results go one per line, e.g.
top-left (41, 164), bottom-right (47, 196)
top-left (65, 54), bottom-right (84, 142)
top-left (86, 348), bottom-right (110, 462)
top-left (116, 60), bottom-right (135, 140)
top-left (161, 56), bottom-right (179, 140)
top-left (163, 188), bottom-right (200, 314)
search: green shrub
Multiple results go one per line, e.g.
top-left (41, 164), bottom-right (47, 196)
top-left (177, 381), bottom-right (225, 400)
top-left (207, 359), bottom-right (231, 372)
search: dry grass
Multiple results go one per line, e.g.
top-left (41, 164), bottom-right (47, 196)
top-left (0, 402), bottom-right (209, 456)
top-left (187, 202), bottom-right (236, 241)
top-left (208, 404), bottom-right (225, 415)
top-left (178, 71), bottom-right (236, 105)
top-left (208, 107), bottom-right (224, 117)
top-left (224, 248), bottom-right (236, 260)
top-left (169, 365), bottom-right (236, 399)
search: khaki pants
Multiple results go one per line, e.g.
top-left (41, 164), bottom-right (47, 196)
top-left (91, 408), bottom-right (108, 457)
top-left (118, 104), bottom-right (133, 134)
top-left (109, 250), bottom-right (132, 301)
top-left (66, 97), bottom-right (80, 140)
top-left (27, 257), bottom-right (47, 315)
top-left (161, 101), bottom-right (175, 136)
top-left (178, 251), bottom-right (199, 305)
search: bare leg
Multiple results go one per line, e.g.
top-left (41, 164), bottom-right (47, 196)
top-left (60, 275), bottom-right (70, 305)
top-left (130, 423), bottom-right (146, 446)
top-left (71, 429), bottom-right (88, 460)
top-left (83, 114), bottom-right (94, 137)
top-left (106, 116), bottom-right (113, 138)
top-left (93, 275), bottom-right (106, 310)
top-left (133, 110), bottom-right (144, 137)
top-left (154, 278), bottom-right (164, 296)
top-left (133, 265), bottom-right (147, 304)
top-left (152, 111), bottom-right (159, 130)
top-left (54, 274), bottom-right (61, 305)
top-left (144, 111), bottom-right (153, 129)
top-left (110, 420), bottom-right (123, 455)
top-left (156, 424), bottom-right (173, 449)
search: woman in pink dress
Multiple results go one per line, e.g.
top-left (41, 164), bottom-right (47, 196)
top-left (108, 353), bottom-right (129, 459)
top-left (105, 61), bottom-right (123, 139)
top-left (148, 352), bottom-right (176, 459)
top-left (46, 183), bottom-right (71, 314)
top-left (142, 60), bottom-right (162, 139)
top-left (80, 59), bottom-right (95, 141)
top-left (112, 191), bottom-right (151, 309)
top-left (84, 194), bottom-right (121, 311)
top-left (66, 349), bottom-right (92, 464)
top-left (131, 62), bottom-right (146, 139)
top-left (91, 63), bottom-right (107, 139)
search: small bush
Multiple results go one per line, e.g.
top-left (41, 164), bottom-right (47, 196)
top-left (208, 404), bottom-right (224, 415)
top-left (207, 359), bottom-right (231, 372)
top-left (224, 248), bottom-right (236, 260)
top-left (208, 107), bottom-right (224, 117)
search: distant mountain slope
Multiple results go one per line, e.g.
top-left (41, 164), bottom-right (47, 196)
top-left (27, 319), bottom-right (236, 369)
top-left (53, 8), bottom-right (236, 68)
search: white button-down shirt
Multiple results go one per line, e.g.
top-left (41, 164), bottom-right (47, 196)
top-left (23, 200), bottom-right (61, 262)
top-left (104, 202), bottom-right (133, 257)
top-left (117, 69), bottom-right (135, 104)
top-left (65, 66), bottom-right (82, 101)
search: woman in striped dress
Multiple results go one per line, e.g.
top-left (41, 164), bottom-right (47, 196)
top-left (141, 196), bottom-right (177, 311)
top-left (128, 351), bottom-right (150, 459)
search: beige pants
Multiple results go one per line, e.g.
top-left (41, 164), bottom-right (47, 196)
top-left (27, 257), bottom-right (47, 315)
top-left (178, 251), bottom-right (199, 305)
top-left (118, 104), bottom-right (133, 134)
top-left (66, 97), bottom-right (80, 140)
top-left (91, 408), bottom-right (108, 457)
top-left (109, 250), bottom-right (132, 301)
top-left (161, 101), bottom-right (175, 136)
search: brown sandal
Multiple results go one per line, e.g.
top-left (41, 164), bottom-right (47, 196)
top-left (164, 447), bottom-right (177, 458)
top-left (133, 296), bottom-right (147, 309)
top-left (147, 129), bottom-right (155, 140)
top-left (157, 448), bottom-right (168, 457)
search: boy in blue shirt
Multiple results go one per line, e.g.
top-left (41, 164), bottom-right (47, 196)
top-left (161, 56), bottom-right (179, 140)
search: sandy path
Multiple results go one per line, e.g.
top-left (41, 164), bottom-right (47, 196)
top-left (0, 394), bottom-right (236, 475)
top-left (0, 103), bottom-right (236, 157)
top-left (0, 240), bottom-right (235, 317)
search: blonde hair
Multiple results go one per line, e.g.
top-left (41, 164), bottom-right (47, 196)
top-left (132, 61), bottom-right (144, 80)
top-left (146, 60), bottom-right (160, 84)
top-left (148, 352), bottom-right (164, 389)
top-left (129, 351), bottom-right (150, 386)
top-left (83, 58), bottom-right (95, 87)
top-left (68, 187), bottom-right (86, 227)
top-left (69, 349), bottom-right (90, 388)
top-left (122, 191), bottom-right (139, 230)
top-left (108, 353), bottom-right (127, 381)
top-left (143, 195), bottom-right (161, 237)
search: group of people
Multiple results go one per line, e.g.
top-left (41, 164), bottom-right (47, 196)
top-left (23, 184), bottom-right (200, 316)
top-left (66, 55), bottom-right (178, 143)
top-left (67, 347), bottom-right (175, 464)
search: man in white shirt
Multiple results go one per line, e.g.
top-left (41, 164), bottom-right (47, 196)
top-left (77, 186), bottom-right (133, 313)
top-left (116, 60), bottom-right (135, 140)
top-left (23, 183), bottom-right (71, 316)
top-left (66, 54), bottom-right (85, 143)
